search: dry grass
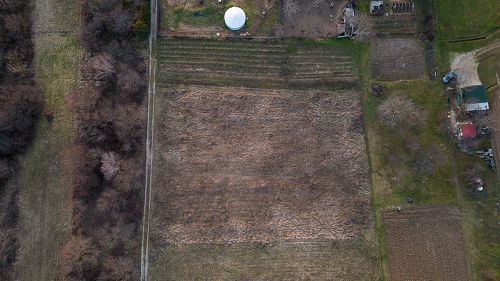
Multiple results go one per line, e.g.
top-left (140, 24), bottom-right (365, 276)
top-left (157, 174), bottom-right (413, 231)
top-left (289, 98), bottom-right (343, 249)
top-left (151, 86), bottom-right (371, 246)
top-left (150, 239), bottom-right (380, 281)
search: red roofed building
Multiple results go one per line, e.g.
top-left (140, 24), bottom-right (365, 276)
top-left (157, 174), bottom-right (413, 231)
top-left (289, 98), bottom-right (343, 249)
top-left (458, 122), bottom-right (476, 140)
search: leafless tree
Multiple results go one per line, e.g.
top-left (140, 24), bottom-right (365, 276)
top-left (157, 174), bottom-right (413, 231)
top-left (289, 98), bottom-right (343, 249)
top-left (5, 48), bottom-right (28, 74)
top-left (0, 230), bottom-right (17, 280)
top-left (81, 53), bottom-right (116, 81)
top-left (95, 187), bottom-right (123, 214)
top-left (282, 0), bottom-right (299, 17)
top-left (62, 236), bottom-right (100, 280)
top-left (0, 0), bottom-right (26, 11)
top-left (377, 95), bottom-right (426, 130)
top-left (116, 63), bottom-right (145, 101)
top-left (2, 14), bottom-right (30, 34)
top-left (64, 144), bottom-right (100, 199)
top-left (97, 256), bottom-right (136, 281)
top-left (112, 157), bottom-right (143, 193)
top-left (101, 151), bottom-right (121, 180)
top-left (113, 103), bottom-right (145, 153)
top-left (0, 159), bottom-right (10, 180)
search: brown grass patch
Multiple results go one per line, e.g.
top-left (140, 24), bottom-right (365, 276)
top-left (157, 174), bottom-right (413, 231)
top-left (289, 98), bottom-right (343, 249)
top-left (150, 85), bottom-right (371, 245)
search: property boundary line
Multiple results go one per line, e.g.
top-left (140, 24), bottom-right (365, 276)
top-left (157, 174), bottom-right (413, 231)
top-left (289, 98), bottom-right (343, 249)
top-left (140, 0), bottom-right (158, 280)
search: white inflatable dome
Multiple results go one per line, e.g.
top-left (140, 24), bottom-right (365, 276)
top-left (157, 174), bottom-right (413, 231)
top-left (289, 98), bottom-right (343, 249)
top-left (224, 7), bottom-right (246, 31)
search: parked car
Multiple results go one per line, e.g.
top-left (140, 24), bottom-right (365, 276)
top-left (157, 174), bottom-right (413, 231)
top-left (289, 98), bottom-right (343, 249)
top-left (442, 71), bottom-right (456, 84)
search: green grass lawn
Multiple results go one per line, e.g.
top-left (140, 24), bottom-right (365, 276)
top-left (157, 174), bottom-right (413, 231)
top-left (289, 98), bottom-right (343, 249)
top-left (364, 80), bottom-right (456, 208)
top-left (15, 0), bottom-right (82, 278)
top-left (435, 0), bottom-right (500, 39)
top-left (15, 33), bottom-right (81, 281)
top-left (478, 47), bottom-right (500, 88)
top-left (161, 0), bottom-right (278, 35)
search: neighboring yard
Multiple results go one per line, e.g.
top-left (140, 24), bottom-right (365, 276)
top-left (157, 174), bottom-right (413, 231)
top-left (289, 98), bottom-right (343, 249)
top-left (431, 1), bottom-right (500, 279)
top-left (435, 0), bottom-right (500, 39)
top-left (15, 1), bottom-right (81, 280)
top-left (148, 38), bottom-right (381, 280)
top-left (161, 0), bottom-right (279, 36)
top-left (364, 80), bottom-right (455, 206)
top-left (478, 46), bottom-right (500, 88)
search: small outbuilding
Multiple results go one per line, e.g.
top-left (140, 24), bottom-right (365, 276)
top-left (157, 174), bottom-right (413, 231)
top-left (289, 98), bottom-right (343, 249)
top-left (370, 1), bottom-right (384, 14)
top-left (462, 85), bottom-right (489, 112)
top-left (224, 7), bottom-right (246, 31)
top-left (458, 122), bottom-right (476, 140)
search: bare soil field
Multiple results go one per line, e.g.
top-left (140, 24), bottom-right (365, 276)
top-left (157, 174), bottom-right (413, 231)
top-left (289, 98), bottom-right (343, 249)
top-left (371, 37), bottom-right (426, 80)
top-left (383, 206), bottom-right (469, 281)
top-left (278, 0), bottom-right (346, 38)
top-left (372, 14), bottom-right (418, 34)
top-left (148, 38), bottom-right (378, 279)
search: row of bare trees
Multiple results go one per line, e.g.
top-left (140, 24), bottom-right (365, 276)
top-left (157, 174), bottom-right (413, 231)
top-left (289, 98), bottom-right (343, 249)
top-left (61, 0), bottom-right (148, 280)
top-left (0, 1), bottom-right (41, 280)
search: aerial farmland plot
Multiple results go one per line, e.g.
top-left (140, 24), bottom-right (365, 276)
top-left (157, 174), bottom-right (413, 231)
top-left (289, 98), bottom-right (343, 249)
top-left (147, 38), bottom-right (381, 280)
top-left (383, 207), bottom-right (469, 281)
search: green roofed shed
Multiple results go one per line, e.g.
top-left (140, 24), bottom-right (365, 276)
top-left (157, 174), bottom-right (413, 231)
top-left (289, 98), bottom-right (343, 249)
top-left (462, 85), bottom-right (489, 112)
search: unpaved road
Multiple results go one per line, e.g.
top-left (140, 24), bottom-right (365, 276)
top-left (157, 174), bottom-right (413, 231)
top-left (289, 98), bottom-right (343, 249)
top-left (140, 0), bottom-right (158, 280)
top-left (451, 40), bottom-right (500, 88)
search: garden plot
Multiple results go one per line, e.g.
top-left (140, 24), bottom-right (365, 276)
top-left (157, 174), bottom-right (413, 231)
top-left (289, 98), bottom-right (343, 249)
top-left (149, 38), bottom-right (378, 280)
top-left (157, 38), bottom-right (358, 90)
top-left (383, 207), bottom-right (469, 281)
top-left (372, 14), bottom-right (418, 34)
top-left (371, 37), bottom-right (426, 80)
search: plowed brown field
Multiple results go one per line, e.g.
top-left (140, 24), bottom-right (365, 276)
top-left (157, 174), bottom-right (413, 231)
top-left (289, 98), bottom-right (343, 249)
top-left (383, 206), bottom-right (469, 281)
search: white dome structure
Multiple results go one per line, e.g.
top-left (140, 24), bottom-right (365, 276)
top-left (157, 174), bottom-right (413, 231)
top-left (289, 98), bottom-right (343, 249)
top-left (224, 7), bottom-right (246, 31)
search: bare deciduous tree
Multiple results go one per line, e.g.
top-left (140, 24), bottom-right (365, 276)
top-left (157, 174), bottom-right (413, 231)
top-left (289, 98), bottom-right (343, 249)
top-left (100, 151), bottom-right (121, 180)
top-left (112, 157), bottom-right (143, 193)
top-left (5, 48), bottom-right (28, 74)
top-left (62, 236), bottom-right (99, 280)
top-left (116, 63), bottom-right (145, 100)
top-left (377, 95), bottom-right (426, 130)
top-left (113, 103), bottom-right (145, 153)
top-left (2, 14), bottom-right (30, 34)
top-left (0, 0), bottom-right (26, 11)
top-left (95, 187), bottom-right (122, 214)
top-left (81, 53), bottom-right (116, 81)
top-left (97, 256), bottom-right (136, 281)
top-left (282, 0), bottom-right (299, 17)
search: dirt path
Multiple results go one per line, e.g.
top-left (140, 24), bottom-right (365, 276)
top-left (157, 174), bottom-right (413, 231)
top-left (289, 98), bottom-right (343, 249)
top-left (491, 74), bottom-right (500, 180)
top-left (140, 0), bottom-right (158, 280)
top-left (451, 41), bottom-right (500, 88)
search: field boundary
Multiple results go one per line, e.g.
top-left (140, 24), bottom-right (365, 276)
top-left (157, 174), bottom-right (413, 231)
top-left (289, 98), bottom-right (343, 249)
top-left (140, 0), bottom-right (158, 280)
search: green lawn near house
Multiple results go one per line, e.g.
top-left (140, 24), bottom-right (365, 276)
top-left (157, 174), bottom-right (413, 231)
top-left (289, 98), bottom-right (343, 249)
top-left (435, 0), bottom-right (500, 39)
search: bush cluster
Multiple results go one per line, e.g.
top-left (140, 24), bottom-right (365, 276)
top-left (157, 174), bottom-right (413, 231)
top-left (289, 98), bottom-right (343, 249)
top-left (0, 1), bottom-right (41, 280)
top-left (62, 1), bottom-right (149, 280)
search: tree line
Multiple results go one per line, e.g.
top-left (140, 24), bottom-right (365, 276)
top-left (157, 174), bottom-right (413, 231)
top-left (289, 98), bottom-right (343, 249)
top-left (0, 0), bottom-right (41, 279)
top-left (62, 0), bottom-right (149, 280)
